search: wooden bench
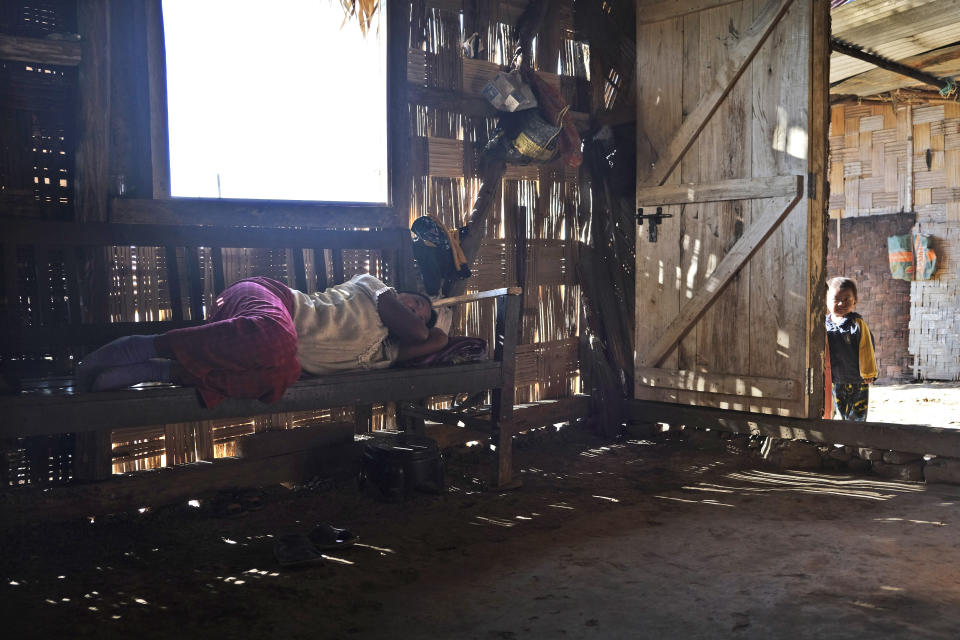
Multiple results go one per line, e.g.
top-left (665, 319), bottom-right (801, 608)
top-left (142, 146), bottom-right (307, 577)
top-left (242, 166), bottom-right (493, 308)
top-left (0, 218), bottom-right (523, 504)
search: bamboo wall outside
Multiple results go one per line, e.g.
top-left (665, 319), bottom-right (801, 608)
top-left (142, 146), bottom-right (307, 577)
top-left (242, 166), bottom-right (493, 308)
top-left (829, 102), bottom-right (960, 380)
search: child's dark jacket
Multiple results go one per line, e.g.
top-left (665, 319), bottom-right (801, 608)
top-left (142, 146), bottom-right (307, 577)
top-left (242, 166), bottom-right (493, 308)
top-left (825, 312), bottom-right (878, 383)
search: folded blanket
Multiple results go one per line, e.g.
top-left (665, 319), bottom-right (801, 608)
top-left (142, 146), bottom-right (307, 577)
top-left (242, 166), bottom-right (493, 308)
top-left (400, 336), bottom-right (488, 368)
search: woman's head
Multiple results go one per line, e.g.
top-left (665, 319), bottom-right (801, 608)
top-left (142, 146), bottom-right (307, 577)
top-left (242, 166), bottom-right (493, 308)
top-left (826, 277), bottom-right (857, 318)
top-left (396, 291), bottom-right (438, 328)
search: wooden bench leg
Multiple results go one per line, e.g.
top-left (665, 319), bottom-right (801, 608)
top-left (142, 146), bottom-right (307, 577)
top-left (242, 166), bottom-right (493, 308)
top-left (397, 401), bottom-right (426, 436)
top-left (74, 430), bottom-right (112, 481)
top-left (354, 404), bottom-right (373, 435)
top-left (490, 388), bottom-right (519, 489)
top-left (492, 420), bottom-right (514, 488)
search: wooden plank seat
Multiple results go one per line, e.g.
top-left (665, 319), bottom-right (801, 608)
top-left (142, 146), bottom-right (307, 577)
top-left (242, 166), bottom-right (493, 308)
top-left (0, 218), bottom-right (523, 492)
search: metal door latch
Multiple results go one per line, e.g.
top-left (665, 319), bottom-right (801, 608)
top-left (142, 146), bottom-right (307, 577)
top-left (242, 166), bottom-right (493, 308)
top-left (636, 206), bottom-right (673, 242)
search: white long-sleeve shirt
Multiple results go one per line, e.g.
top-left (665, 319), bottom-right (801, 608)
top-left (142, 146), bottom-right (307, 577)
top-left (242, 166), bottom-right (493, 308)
top-left (289, 274), bottom-right (399, 374)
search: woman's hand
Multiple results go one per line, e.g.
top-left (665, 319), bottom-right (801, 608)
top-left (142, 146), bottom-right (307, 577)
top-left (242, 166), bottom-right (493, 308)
top-left (396, 327), bottom-right (449, 362)
top-left (377, 291), bottom-right (429, 344)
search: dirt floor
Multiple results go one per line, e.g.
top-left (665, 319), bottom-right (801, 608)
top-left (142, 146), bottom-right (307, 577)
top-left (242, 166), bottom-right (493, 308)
top-left (4, 382), bottom-right (960, 640)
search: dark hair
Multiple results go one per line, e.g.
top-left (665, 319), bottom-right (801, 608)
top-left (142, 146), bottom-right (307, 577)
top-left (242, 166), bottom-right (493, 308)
top-left (398, 290), bottom-right (438, 328)
top-left (827, 277), bottom-right (857, 300)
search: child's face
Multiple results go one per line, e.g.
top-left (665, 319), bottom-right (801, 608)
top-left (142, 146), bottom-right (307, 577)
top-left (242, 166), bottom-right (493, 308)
top-left (397, 292), bottom-right (432, 324)
top-left (827, 287), bottom-right (857, 318)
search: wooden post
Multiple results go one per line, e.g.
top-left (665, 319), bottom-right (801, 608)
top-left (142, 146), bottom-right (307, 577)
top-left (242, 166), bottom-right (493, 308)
top-left (73, 430), bottom-right (112, 482)
top-left (312, 248), bottom-right (328, 292)
top-left (74, 0), bottom-right (113, 482)
top-left (354, 404), bottom-right (373, 435)
top-left (185, 247), bottom-right (204, 320)
top-left (490, 293), bottom-right (520, 488)
top-left (387, 0), bottom-right (417, 290)
top-left (445, 158), bottom-right (506, 297)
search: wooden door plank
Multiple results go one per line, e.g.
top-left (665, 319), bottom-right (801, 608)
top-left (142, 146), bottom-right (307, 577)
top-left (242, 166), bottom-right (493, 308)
top-left (635, 366), bottom-right (797, 400)
top-left (674, 8), bottom-right (704, 403)
top-left (751, 0), bottom-right (815, 417)
top-left (637, 0), bottom-right (741, 24)
top-left (693, 0), bottom-right (755, 398)
top-left (636, 175), bottom-right (801, 206)
top-left (635, 12), bottom-right (685, 386)
top-left (641, 0), bottom-right (796, 187)
top-left (638, 176), bottom-right (803, 367)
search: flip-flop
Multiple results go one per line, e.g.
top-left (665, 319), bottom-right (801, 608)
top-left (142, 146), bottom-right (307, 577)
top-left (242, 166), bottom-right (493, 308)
top-left (307, 524), bottom-right (358, 551)
top-left (238, 489), bottom-right (264, 512)
top-left (274, 534), bottom-right (325, 567)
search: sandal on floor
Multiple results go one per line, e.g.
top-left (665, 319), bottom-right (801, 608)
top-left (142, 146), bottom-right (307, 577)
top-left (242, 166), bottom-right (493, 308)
top-left (238, 489), bottom-right (264, 512)
top-left (308, 524), bottom-right (358, 551)
top-left (210, 493), bottom-right (247, 518)
top-left (274, 534), bottom-right (325, 567)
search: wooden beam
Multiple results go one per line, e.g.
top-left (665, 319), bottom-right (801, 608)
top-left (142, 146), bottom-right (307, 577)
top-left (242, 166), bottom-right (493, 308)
top-left (830, 44), bottom-right (960, 98)
top-left (636, 175), bottom-right (802, 207)
top-left (626, 399), bottom-right (960, 458)
top-left (637, 0), bottom-right (741, 24)
top-left (235, 422), bottom-right (354, 459)
top-left (0, 34), bottom-right (82, 66)
top-left (0, 362), bottom-right (505, 437)
top-left (635, 367), bottom-right (797, 400)
top-left (831, 39), bottom-right (953, 92)
top-left (408, 84), bottom-right (592, 133)
top-left (638, 176), bottom-right (804, 367)
top-left (109, 198), bottom-right (397, 229)
top-left (641, 0), bottom-right (796, 186)
top-left (504, 395), bottom-right (592, 435)
top-left (1, 219), bottom-right (408, 250)
top-left (421, 396), bottom-right (593, 446)
top-left (0, 440), bottom-right (360, 525)
top-left (432, 287), bottom-right (523, 307)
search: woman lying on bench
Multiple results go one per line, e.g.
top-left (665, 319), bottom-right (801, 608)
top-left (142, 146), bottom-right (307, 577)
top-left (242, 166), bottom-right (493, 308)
top-left (76, 274), bottom-right (448, 407)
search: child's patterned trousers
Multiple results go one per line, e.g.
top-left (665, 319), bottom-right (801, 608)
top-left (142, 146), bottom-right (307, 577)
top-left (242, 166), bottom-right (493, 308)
top-left (832, 382), bottom-right (869, 421)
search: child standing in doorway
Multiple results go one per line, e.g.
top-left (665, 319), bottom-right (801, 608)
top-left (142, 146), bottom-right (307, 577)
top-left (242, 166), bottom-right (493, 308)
top-left (825, 277), bottom-right (878, 421)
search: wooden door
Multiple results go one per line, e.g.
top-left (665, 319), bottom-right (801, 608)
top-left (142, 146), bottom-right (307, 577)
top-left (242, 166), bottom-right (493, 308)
top-left (634, 0), bottom-right (829, 417)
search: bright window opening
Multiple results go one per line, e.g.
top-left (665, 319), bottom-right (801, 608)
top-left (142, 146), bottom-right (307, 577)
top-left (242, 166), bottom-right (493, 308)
top-left (162, 0), bottom-right (388, 203)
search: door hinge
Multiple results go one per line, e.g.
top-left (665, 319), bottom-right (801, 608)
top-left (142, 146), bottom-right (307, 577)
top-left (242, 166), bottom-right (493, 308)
top-left (804, 367), bottom-right (814, 395)
top-left (807, 172), bottom-right (816, 200)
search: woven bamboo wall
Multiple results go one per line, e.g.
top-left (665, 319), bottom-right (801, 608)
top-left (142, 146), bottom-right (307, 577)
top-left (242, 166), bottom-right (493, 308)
top-left (407, 0), bottom-right (588, 404)
top-left (910, 217), bottom-right (960, 380)
top-left (828, 103), bottom-right (960, 219)
top-left (1, 2), bottom-right (79, 486)
top-left (2, 0), bottom-right (594, 482)
top-left (829, 101), bottom-right (960, 381)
